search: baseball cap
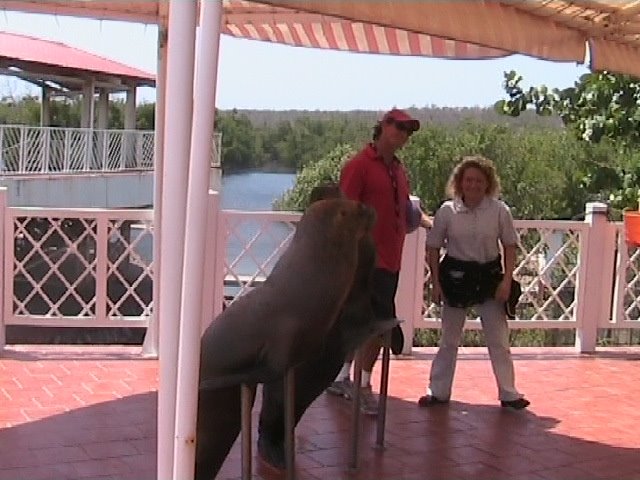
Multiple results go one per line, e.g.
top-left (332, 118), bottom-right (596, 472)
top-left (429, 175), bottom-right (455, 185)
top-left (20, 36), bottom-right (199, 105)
top-left (382, 108), bottom-right (420, 133)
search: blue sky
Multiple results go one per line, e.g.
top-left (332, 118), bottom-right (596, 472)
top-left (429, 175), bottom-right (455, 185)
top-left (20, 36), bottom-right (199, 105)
top-left (0, 10), bottom-right (591, 110)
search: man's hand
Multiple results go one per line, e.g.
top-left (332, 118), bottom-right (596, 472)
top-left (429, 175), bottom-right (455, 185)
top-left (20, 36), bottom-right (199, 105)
top-left (420, 213), bottom-right (433, 229)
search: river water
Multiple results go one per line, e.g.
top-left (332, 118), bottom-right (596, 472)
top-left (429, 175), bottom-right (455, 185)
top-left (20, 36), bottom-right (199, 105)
top-left (221, 172), bottom-right (297, 210)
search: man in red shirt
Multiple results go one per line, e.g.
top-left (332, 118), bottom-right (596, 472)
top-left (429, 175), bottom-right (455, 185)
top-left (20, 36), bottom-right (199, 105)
top-left (327, 108), bottom-right (431, 415)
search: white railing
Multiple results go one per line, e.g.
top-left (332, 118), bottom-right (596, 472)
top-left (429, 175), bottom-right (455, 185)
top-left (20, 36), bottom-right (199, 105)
top-left (0, 124), bottom-right (222, 174)
top-left (4, 204), bottom-right (154, 328)
top-left (220, 209), bottom-right (299, 308)
top-left (419, 220), bottom-right (588, 328)
top-left (215, 201), bottom-right (639, 354)
top-left (0, 196), bottom-right (638, 354)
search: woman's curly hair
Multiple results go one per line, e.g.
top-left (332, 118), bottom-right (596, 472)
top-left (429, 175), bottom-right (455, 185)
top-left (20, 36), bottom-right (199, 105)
top-left (446, 155), bottom-right (501, 199)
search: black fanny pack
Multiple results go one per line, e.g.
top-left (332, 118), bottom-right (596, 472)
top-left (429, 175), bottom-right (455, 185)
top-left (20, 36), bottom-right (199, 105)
top-left (439, 255), bottom-right (521, 318)
top-left (439, 255), bottom-right (502, 309)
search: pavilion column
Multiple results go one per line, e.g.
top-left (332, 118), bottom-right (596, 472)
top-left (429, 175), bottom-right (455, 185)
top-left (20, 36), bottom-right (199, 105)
top-left (40, 86), bottom-right (51, 127)
top-left (156, 1), bottom-right (198, 479)
top-left (80, 79), bottom-right (95, 170)
top-left (96, 88), bottom-right (109, 130)
top-left (80, 79), bottom-right (95, 129)
top-left (124, 82), bottom-right (137, 130)
top-left (95, 89), bottom-right (110, 170)
top-left (172, 0), bottom-right (224, 478)
top-left (142, 25), bottom-right (167, 357)
top-left (123, 82), bottom-right (137, 167)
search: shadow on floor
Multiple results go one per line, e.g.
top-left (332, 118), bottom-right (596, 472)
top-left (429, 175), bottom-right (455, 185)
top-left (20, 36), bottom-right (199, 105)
top-left (1, 385), bottom-right (639, 480)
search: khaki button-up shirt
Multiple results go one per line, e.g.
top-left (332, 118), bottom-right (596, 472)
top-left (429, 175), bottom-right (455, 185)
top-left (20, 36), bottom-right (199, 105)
top-left (427, 197), bottom-right (518, 263)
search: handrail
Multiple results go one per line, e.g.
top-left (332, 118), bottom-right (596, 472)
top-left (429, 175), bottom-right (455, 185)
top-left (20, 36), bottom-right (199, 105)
top-left (0, 124), bottom-right (222, 174)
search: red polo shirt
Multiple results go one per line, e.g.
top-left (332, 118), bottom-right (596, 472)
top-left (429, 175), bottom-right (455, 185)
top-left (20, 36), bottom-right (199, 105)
top-left (339, 144), bottom-right (410, 272)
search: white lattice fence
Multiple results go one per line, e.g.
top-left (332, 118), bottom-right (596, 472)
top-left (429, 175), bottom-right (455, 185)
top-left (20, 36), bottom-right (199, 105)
top-left (48, 129), bottom-right (67, 172)
top-left (0, 126), bottom-right (21, 172)
top-left (2, 202), bottom-right (638, 350)
top-left (220, 210), bottom-right (300, 309)
top-left (421, 220), bottom-right (587, 329)
top-left (4, 207), bottom-right (153, 327)
top-left (611, 224), bottom-right (640, 328)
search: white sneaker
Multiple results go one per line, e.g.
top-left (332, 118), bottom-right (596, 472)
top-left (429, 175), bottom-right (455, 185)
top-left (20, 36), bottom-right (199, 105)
top-left (326, 378), bottom-right (353, 399)
top-left (359, 385), bottom-right (379, 416)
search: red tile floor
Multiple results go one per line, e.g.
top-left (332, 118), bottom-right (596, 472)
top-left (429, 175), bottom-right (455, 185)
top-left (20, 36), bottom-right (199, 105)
top-left (1, 345), bottom-right (639, 480)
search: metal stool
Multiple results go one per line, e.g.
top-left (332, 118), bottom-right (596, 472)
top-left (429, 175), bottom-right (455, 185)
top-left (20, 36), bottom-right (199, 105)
top-left (349, 323), bottom-right (397, 470)
top-left (240, 322), bottom-right (398, 478)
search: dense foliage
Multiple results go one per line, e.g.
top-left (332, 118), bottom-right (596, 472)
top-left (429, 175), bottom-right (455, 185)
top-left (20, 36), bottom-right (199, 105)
top-left (273, 144), bottom-right (355, 210)
top-left (0, 95), bottom-right (156, 130)
top-left (276, 121), bottom-right (633, 221)
top-left (3, 92), bottom-right (637, 220)
top-left (496, 70), bottom-right (640, 214)
top-left (215, 110), bottom-right (369, 172)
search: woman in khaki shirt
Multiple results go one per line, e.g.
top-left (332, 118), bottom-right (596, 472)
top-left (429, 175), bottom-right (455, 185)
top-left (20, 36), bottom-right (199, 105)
top-left (419, 155), bottom-right (529, 410)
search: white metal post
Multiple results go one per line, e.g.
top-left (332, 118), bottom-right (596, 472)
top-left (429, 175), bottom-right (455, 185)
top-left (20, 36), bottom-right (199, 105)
top-left (201, 191), bottom-right (220, 334)
top-left (142, 24), bottom-right (168, 358)
top-left (41, 128), bottom-right (50, 173)
top-left (0, 188), bottom-right (6, 350)
top-left (212, 208), bottom-right (227, 320)
top-left (157, 2), bottom-right (198, 479)
top-left (611, 229), bottom-right (630, 327)
top-left (575, 202), bottom-right (614, 352)
top-left (173, 1), bottom-right (224, 478)
top-left (63, 130), bottom-right (70, 172)
top-left (19, 126), bottom-right (25, 173)
top-left (95, 216), bottom-right (108, 326)
top-left (395, 196), bottom-right (427, 355)
top-left (0, 127), bottom-right (4, 171)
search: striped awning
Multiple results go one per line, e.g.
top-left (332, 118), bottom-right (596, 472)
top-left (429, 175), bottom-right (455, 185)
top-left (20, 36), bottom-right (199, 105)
top-left (9, 1), bottom-right (640, 77)
top-left (222, 0), bottom-right (509, 59)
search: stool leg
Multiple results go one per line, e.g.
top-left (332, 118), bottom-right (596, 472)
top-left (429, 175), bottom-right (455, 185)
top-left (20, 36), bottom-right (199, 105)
top-left (241, 383), bottom-right (252, 480)
top-left (349, 354), bottom-right (362, 471)
top-left (284, 368), bottom-right (296, 480)
top-left (376, 332), bottom-right (392, 449)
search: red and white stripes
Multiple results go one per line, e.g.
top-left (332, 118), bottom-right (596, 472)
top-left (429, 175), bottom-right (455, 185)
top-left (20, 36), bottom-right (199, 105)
top-left (223, 0), bottom-right (508, 59)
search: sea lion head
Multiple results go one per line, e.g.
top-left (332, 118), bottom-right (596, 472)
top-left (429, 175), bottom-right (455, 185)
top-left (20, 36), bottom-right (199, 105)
top-left (308, 183), bottom-right (343, 205)
top-left (300, 198), bottom-right (375, 246)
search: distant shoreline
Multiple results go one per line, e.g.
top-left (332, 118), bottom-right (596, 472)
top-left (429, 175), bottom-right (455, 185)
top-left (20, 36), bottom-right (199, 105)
top-left (222, 166), bottom-right (296, 176)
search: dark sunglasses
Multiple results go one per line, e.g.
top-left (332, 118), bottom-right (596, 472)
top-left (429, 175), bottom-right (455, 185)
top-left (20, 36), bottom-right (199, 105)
top-left (387, 119), bottom-right (414, 134)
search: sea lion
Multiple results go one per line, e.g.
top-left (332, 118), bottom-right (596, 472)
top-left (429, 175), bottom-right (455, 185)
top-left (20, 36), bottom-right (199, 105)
top-left (257, 184), bottom-right (398, 471)
top-left (257, 226), bottom-right (382, 470)
top-left (195, 197), bottom-right (375, 480)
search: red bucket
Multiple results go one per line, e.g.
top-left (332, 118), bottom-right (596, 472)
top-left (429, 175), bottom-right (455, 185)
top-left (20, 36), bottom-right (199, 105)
top-left (623, 210), bottom-right (640, 246)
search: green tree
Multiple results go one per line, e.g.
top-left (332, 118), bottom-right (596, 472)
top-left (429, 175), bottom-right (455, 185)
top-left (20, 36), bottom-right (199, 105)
top-left (403, 122), bottom-right (592, 219)
top-left (274, 144), bottom-right (355, 211)
top-left (0, 95), bottom-right (41, 125)
top-left (215, 110), bottom-right (260, 172)
top-left (136, 102), bottom-right (155, 130)
top-left (495, 70), bottom-right (640, 213)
